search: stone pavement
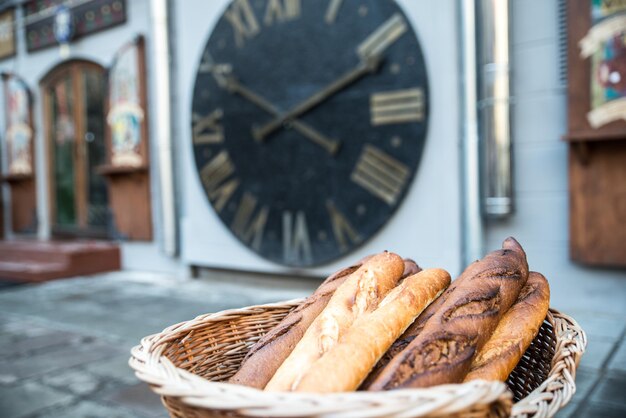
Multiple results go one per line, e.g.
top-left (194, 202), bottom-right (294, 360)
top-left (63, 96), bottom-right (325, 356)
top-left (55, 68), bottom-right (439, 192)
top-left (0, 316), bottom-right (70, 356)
top-left (0, 271), bottom-right (624, 417)
top-left (0, 271), bottom-right (314, 418)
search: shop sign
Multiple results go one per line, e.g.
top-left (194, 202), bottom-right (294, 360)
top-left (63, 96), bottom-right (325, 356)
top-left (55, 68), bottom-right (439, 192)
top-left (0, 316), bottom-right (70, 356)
top-left (0, 8), bottom-right (16, 60)
top-left (25, 0), bottom-right (126, 52)
top-left (580, 10), bottom-right (626, 128)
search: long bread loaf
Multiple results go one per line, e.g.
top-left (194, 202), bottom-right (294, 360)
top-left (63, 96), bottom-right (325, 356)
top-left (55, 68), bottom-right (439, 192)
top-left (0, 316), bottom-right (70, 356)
top-left (295, 269), bottom-right (450, 392)
top-left (229, 256), bottom-right (419, 388)
top-left (367, 237), bottom-right (529, 390)
top-left (464, 271), bottom-right (550, 382)
top-left (360, 272), bottom-right (465, 388)
top-left (265, 252), bottom-right (404, 391)
top-left (228, 261), bottom-right (362, 388)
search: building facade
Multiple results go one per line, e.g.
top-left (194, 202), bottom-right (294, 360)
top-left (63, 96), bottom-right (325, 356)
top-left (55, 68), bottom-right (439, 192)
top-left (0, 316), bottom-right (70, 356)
top-left (0, 0), bottom-right (624, 288)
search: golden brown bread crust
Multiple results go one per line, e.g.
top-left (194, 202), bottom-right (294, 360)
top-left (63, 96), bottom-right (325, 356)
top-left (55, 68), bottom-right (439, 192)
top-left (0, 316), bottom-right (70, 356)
top-left (229, 255), bottom-right (419, 388)
top-left (265, 252), bottom-right (404, 391)
top-left (295, 269), bottom-right (450, 393)
top-left (228, 262), bottom-right (361, 388)
top-left (361, 272), bottom-right (463, 388)
top-left (464, 271), bottom-right (550, 382)
top-left (366, 237), bottom-right (529, 390)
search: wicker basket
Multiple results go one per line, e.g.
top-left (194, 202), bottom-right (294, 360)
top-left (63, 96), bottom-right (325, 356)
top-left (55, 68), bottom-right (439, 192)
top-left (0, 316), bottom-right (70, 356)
top-left (129, 300), bottom-right (586, 418)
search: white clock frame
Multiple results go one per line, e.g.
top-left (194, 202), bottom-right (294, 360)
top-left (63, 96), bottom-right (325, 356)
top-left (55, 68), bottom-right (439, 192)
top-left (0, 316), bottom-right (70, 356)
top-left (175, 0), bottom-right (462, 277)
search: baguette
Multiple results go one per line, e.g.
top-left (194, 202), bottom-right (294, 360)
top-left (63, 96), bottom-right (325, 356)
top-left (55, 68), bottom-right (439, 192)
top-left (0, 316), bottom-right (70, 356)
top-left (367, 237), bottom-right (529, 390)
top-left (228, 261), bottom-right (362, 388)
top-left (265, 252), bottom-right (404, 391)
top-left (361, 271), bottom-right (464, 388)
top-left (295, 269), bottom-right (450, 392)
top-left (464, 271), bottom-right (550, 382)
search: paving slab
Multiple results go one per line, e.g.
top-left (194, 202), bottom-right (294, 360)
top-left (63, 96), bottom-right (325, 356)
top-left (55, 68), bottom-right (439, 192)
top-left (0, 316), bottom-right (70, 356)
top-left (607, 339), bottom-right (626, 374)
top-left (575, 400), bottom-right (626, 418)
top-left (102, 381), bottom-right (169, 418)
top-left (41, 368), bottom-right (101, 396)
top-left (0, 326), bottom-right (80, 358)
top-left (589, 373), bottom-right (626, 409)
top-left (555, 400), bottom-right (579, 418)
top-left (84, 354), bottom-right (139, 385)
top-left (571, 312), bottom-right (626, 342)
top-left (572, 368), bottom-right (601, 400)
top-left (33, 400), bottom-right (141, 418)
top-left (578, 337), bottom-right (615, 371)
top-left (0, 381), bottom-right (74, 418)
top-left (0, 339), bottom-right (123, 381)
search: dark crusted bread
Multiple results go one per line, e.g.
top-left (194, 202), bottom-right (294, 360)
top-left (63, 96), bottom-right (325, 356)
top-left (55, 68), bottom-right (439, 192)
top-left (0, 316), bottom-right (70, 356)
top-left (366, 237), bottom-right (529, 390)
top-left (360, 269), bottom-right (461, 389)
top-left (265, 252), bottom-right (405, 391)
top-left (228, 262), bottom-right (361, 388)
top-left (294, 269), bottom-right (450, 393)
top-left (401, 259), bottom-right (421, 280)
top-left (229, 255), bottom-right (420, 389)
top-left (464, 271), bottom-right (550, 382)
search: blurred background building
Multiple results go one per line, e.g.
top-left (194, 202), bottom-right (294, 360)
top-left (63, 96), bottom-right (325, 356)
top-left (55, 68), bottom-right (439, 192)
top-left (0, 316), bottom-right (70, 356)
top-left (0, 0), bottom-right (624, 288)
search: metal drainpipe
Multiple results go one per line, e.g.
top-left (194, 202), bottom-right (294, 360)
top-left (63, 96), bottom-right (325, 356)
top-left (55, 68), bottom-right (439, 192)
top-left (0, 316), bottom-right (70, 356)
top-left (151, 0), bottom-right (178, 256)
top-left (477, 0), bottom-right (513, 218)
top-left (459, 0), bottom-right (484, 266)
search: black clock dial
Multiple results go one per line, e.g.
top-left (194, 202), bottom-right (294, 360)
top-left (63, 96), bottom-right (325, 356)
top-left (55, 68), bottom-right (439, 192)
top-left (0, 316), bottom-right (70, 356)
top-left (191, 0), bottom-right (429, 267)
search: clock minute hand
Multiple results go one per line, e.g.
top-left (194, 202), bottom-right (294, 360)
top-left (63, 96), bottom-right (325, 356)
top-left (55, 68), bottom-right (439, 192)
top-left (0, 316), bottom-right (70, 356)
top-left (253, 13), bottom-right (408, 142)
top-left (253, 56), bottom-right (381, 142)
top-left (219, 72), bottom-right (340, 155)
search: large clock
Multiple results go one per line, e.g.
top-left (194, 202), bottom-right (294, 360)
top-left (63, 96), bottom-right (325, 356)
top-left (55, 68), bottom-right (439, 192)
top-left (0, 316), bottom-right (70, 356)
top-left (191, 0), bottom-right (429, 267)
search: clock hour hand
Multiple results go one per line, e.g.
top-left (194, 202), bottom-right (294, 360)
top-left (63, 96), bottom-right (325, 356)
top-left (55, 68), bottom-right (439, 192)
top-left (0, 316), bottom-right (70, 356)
top-left (211, 68), bottom-right (340, 155)
top-left (252, 55), bottom-right (382, 142)
top-left (253, 13), bottom-right (408, 142)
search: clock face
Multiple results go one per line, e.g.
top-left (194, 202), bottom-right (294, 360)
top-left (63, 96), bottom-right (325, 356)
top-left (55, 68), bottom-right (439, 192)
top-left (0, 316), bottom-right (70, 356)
top-left (191, 0), bottom-right (429, 267)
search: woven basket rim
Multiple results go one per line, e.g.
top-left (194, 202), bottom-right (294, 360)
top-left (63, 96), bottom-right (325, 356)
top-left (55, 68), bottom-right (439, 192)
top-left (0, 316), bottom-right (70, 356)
top-left (129, 300), bottom-right (587, 418)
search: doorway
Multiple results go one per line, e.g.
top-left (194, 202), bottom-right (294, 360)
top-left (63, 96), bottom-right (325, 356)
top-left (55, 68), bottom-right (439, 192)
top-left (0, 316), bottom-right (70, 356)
top-left (41, 61), bottom-right (109, 238)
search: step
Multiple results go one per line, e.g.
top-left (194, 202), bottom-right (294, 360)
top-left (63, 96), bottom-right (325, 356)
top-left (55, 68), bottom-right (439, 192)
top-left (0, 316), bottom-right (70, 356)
top-left (0, 240), bottom-right (121, 282)
top-left (0, 260), bottom-right (68, 282)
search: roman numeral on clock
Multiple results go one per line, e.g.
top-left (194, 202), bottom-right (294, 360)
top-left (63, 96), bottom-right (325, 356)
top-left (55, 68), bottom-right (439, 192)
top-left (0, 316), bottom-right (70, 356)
top-left (326, 201), bottom-right (361, 252)
top-left (225, 0), bottom-right (260, 48)
top-left (351, 145), bottom-right (410, 205)
top-left (325, 0), bottom-right (343, 24)
top-left (265, 0), bottom-right (301, 26)
top-left (283, 211), bottom-right (312, 265)
top-left (192, 109), bottom-right (224, 144)
top-left (370, 88), bottom-right (424, 125)
top-left (232, 192), bottom-right (269, 251)
top-left (200, 150), bottom-right (240, 213)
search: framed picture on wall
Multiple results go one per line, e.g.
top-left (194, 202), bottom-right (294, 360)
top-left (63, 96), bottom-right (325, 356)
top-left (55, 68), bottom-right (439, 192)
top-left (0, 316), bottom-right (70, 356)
top-left (566, 0), bottom-right (626, 268)
top-left (2, 73), bottom-right (34, 176)
top-left (97, 35), bottom-right (152, 241)
top-left (106, 35), bottom-right (148, 168)
top-left (568, 0), bottom-right (626, 139)
top-left (0, 8), bottom-right (16, 60)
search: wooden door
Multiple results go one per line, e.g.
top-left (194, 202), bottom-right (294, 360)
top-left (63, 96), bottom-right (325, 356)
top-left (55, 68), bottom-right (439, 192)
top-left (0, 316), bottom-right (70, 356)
top-left (42, 61), bottom-right (109, 238)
